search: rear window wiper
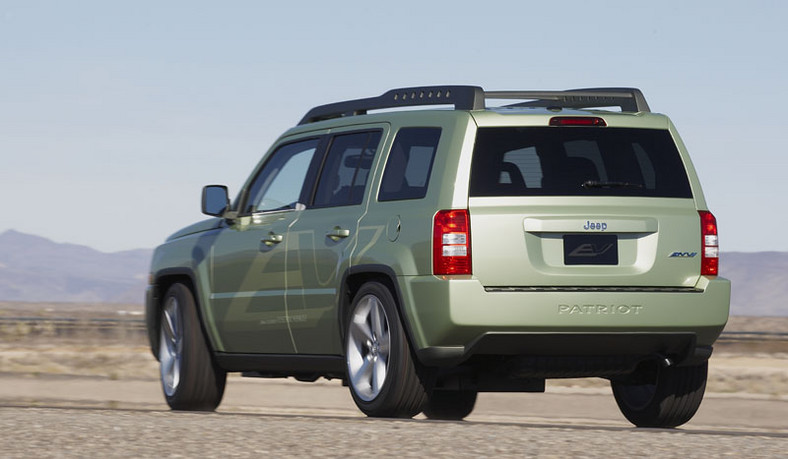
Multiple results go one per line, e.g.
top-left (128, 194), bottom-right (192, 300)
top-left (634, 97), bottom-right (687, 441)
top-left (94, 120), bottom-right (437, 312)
top-left (582, 181), bottom-right (644, 189)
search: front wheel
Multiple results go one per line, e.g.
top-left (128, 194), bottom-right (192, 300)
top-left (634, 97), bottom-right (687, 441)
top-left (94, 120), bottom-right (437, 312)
top-left (611, 361), bottom-right (708, 428)
top-left (345, 282), bottom-right (429, 418)
top-left (158, 283), bottom-right (227, 411)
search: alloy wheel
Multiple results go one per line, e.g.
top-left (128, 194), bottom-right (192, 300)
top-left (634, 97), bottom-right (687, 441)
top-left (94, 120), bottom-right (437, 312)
top-left (346, 294), bottom-right (391, 402)
top-left (159, 296), bottom-right (182, 397)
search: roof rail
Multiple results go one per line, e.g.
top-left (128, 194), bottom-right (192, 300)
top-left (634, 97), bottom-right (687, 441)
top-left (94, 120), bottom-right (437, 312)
top-left (299, 86), bottom-right (485, 125)
top-left (490, 88), bottom-right (650, 113)
top-left (298, 86), bottom-right (649, 125)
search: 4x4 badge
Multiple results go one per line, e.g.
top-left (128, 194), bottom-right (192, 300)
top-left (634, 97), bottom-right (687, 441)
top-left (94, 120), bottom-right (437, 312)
top-left (669, 251), bottom-right (697, 258)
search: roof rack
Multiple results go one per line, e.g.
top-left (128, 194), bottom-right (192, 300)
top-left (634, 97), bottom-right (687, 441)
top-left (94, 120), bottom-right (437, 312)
top-left (490, 88), bottom-right (650, 113)
top-left (298, 86), bottom-right (650, 125)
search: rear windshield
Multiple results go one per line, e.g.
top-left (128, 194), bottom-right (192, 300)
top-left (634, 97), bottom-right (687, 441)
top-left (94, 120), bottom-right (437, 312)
top-left (469, 127), bottom-right (693, 198)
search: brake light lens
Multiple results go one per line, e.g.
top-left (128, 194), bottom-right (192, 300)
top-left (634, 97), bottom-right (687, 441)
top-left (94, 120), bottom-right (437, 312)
top-left (549, 116), bottom-right (607, 127)
top-left (699, 210), bottom-right (719, 276)
top-left (433, 209), bottom-right (472, 275)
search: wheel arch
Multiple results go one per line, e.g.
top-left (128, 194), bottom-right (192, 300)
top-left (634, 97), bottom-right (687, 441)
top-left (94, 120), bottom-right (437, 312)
top-left (339, 265), bottom-right (420, 355)
top-left (147, 268), bottom-right (204, 359)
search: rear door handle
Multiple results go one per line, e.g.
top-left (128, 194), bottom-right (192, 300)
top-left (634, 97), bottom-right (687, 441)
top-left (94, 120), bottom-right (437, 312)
top-left (326, 227), bottom-right (350, 241)
top-left (261, 232), bottom-right (284, 246)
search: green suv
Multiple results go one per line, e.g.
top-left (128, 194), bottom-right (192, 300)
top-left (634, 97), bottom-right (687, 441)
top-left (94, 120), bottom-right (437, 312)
top-left (145, 86), bottom-right (730, 427)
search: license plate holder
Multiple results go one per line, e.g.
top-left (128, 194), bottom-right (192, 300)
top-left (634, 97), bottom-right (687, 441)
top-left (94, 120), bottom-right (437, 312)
top-left (563, 234), bottom-right (619, 265)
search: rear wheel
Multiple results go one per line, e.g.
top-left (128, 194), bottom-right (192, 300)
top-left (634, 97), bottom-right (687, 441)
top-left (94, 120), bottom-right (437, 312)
top-left (158, 283), bottom-right (226, 411)
top-left (423, 389), bottom-right (478, 420)
top-left (345, 282), bottom-right (428, 418)
top-left (611, 361), bottom-right (707, 428)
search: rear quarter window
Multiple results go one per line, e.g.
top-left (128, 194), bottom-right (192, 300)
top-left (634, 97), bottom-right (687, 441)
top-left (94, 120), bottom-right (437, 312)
top-left (469, 127), bottom-right (693, 198)
top-left (378, 127), bottom-right (441, 201)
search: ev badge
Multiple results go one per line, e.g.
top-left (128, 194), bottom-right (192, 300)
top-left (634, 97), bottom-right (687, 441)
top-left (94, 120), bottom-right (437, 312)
top-left (669, 252), bottom-right (698, 258)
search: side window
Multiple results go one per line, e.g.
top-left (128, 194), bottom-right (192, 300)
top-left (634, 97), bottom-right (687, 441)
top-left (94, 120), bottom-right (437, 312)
top-left (245, 139), bottom-right (320, 213)
top-left (502, 147), bottom-right (543, 188)
top-left (632, 143), bottom-right (656, 189)
top-left (313, 131), bottom-right (382, 208)
top-left (564, 140), bottom-right (608, 182)
top-left (378, 127), bottom-right (441, 201)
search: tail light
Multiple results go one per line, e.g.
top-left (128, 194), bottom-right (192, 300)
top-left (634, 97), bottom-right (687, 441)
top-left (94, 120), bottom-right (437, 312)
top-left (433, 209), bottom-right (472, 275)
top-left (699, 210), bottom-right (719, 276)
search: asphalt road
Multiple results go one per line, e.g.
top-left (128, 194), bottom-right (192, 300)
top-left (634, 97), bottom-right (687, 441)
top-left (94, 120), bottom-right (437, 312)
top-left (2, 406), bottom-right (787, 458)
top-left (1, 376), bottom-right (786, 457)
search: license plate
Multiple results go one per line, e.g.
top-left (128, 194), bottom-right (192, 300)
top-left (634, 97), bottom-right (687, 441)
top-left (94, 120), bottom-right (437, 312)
top-left (563, 234), bottom-right (618, 265)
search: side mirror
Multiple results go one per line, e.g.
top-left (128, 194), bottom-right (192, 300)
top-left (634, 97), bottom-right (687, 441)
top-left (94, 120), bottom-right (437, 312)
top-left (202, 185), bottom-right (229, 217)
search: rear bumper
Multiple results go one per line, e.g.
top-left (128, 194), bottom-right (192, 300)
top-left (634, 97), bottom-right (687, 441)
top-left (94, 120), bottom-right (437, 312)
top-left (397, 275), bottom-right (730, 367)
top-left (416, 332), bottom-right (712, 371)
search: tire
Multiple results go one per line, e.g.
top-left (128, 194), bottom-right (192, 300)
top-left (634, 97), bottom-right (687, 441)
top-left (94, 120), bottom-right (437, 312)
top-left (345, 282), bottom-right (429, 418)
top-left (158, 283), bottom-right (227, 411)
top-left (423, 389), bottom-right (478, 420)
top-left (611, 361), bottom-right (708, 428)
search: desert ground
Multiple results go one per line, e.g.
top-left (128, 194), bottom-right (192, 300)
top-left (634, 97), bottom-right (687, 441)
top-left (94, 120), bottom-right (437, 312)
top-left (1, 303), bottom-right (786, 456)
top-left (1, 302), bottom-right (786, 397)
top-left (1, 302), bottom-right (786, 396)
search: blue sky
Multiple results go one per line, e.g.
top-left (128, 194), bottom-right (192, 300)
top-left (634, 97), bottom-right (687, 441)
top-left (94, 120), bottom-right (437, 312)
top-left (1, 1), bottom-right (785, 253)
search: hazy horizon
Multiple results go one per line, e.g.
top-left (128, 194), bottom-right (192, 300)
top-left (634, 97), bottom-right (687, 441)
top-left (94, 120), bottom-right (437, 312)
top-left (4, 227), bottom-right (786, 255)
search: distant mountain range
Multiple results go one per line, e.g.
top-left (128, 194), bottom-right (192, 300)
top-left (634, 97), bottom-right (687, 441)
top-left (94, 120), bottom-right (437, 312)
top-left (720, 252), bottom-right (788, 317)
top-left (0, 230), bottom-right (785, 316)
top-left (0, 230), bottom-right (152, 304)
